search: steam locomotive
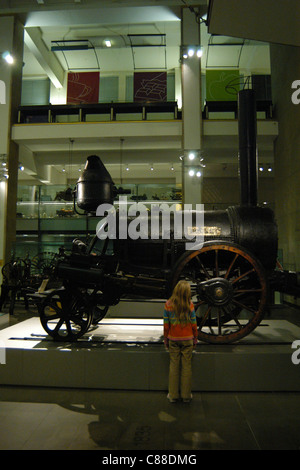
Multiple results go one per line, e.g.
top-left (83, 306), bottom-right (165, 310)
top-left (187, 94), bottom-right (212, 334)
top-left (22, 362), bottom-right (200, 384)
top-left (37, 89), bottom-right (298, 344)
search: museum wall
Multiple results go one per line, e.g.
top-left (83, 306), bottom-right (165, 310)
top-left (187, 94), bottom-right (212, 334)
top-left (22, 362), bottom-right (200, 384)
top-left (202, 176), bottom-right (274, 209)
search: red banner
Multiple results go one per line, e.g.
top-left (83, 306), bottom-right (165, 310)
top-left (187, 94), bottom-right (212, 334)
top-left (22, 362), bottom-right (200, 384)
top-left (134, 72), bottom-right (167, 102)
top-left (67, 72), bottom-right (100, 104)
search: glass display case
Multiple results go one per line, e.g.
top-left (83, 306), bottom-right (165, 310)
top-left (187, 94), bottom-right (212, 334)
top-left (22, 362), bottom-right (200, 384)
top-left (15, 183), bottom-right (182, 258)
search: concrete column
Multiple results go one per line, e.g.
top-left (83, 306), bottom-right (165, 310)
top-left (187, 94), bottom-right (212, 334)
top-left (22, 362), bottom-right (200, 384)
top-left (270, 44), bottom-right (300, 291)
top-left (0, 16), bottom-right (24, 265)
top-left (181, 7), bottom-right (202, 206)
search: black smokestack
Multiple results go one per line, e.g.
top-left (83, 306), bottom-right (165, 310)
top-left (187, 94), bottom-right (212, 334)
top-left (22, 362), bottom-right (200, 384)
top-left (76, 155), bottom-right (114, 212)
top-left (238, 89), bottom-right (258, 206)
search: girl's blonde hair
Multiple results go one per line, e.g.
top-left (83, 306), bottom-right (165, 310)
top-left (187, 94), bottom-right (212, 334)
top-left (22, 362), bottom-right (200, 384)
top-left (169, 280), bottom-right (192, 325)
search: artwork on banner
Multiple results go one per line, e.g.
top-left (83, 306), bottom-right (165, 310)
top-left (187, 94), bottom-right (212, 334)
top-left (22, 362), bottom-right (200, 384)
top-left (134, 72), bottom-right (167, 102)
top-left (206, 70), bottom-right (240, 101)
top-left (67, 72), bottom-right (100, 104)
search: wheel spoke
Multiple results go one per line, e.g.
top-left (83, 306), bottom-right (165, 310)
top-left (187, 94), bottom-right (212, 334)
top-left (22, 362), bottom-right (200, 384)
top-left (224, 253), bottom-right (239, 279)
top-left (198, 305), bottom-right (212, 330)
top-left (231, 298), bottom-right (257, 315)
top-left (231, 268), bottom-right (255, 284)
top-left (53, 318), bottom-right (64, 335)
top-left (65, 319), bottom-right (73, 335)
top-left (217, 308), bottom-right (222, 335)
top-left (215, 250), bottom-right (219, 277)
top-left (195, 255), bottom-right (211, 279)
top-left (222, 306), bottom-right (242, 328)
top-left (234, 289), bottom-right (262, 294)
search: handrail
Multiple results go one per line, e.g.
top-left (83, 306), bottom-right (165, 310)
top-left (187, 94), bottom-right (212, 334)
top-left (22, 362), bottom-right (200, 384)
top-left (17, 101), bottom-right (181, 123)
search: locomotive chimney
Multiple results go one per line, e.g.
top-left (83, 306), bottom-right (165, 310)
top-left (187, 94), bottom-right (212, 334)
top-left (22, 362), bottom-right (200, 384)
top-left (76, 155), bottom-right (115, 212)
top-left (238, 89), bottom-right (258, 206)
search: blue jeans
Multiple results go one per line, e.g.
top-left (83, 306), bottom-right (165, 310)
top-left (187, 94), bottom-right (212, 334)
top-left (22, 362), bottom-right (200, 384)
top-left (168, 339), bottom-right (193, 400)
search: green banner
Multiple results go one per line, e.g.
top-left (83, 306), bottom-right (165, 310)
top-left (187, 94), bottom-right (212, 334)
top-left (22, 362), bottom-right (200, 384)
top-left (206, 70), bottom-right (240, 101)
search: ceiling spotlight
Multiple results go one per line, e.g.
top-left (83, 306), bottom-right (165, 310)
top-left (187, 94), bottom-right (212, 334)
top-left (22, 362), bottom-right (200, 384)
top-left (19, 164), bottom-right (24, 171)
top-left (2, 51), bottom-right (14, 64)
top-left (105, 40), bottom-right (112, 48)
top-left (171, 165), bottom-right (174, 171)
top-left (189, 169), bottom-right (195, 177)
top-left (181, 46), bottom-right (188, 59)
top-left (188, 152), bottom-right (195, 161)
top-left (126, 166), bottom-right (129, 171)
top-left (150, 165), bottom-right (154, 171)
top-left (196, 171), bottom-right (201, 177)
top-left (181, 45), bottom-right (202, 60)
top-left (268, 166), bottom-right (272, 172)
top-left (259, 166), bottom-right (264, 172)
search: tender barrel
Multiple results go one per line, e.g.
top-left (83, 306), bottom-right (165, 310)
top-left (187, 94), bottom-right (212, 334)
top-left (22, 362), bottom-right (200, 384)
top-left (116, 205), bottom-right (277, 272)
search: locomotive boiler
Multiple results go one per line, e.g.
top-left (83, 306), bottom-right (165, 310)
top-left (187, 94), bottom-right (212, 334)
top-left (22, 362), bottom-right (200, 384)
top-left (38, 89), bottom-right (285, 344)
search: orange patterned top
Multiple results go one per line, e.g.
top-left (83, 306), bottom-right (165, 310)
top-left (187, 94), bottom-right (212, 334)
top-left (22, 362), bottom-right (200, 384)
top-left (163, 299), bottom-right (198, 341)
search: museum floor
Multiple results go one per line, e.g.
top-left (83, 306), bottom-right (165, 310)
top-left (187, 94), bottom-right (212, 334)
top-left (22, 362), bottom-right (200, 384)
top-left (1, 303), bottom-right (300, 450)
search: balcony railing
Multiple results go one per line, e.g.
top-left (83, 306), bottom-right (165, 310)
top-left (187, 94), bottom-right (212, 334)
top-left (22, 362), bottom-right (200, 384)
top-left (17, 99), bottom-right (274, 124)
top-left (203, 100), bottom-right (273, 119)
top-left (17, 101), bottom-right (181, 124)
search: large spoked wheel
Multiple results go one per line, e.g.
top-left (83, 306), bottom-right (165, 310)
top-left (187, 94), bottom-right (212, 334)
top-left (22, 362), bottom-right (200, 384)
top-left (39, 288), bottom-right (93, 341)
top-left (171, 242), bottom-right (268, 344)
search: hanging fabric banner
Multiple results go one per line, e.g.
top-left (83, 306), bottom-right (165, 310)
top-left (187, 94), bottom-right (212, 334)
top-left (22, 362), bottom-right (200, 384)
top-left (134, 72), bottom-right (167, 102)
top-left (67, 72), bottom-right (100, 104)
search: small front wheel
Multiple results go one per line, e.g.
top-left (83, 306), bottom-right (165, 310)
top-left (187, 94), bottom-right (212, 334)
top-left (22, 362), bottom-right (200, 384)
top-left (39, 288), bottom-right (93, 341)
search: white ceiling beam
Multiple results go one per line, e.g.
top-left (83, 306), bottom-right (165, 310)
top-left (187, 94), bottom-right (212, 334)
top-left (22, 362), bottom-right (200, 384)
top-left (24, 27), bottom-right (64, 88)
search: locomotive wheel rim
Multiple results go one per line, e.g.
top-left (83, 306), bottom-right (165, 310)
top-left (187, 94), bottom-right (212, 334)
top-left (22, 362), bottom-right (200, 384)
top-left (39, 289), bottom-right (93, 341)
top-left (171, 242), bottom-right (268, 344)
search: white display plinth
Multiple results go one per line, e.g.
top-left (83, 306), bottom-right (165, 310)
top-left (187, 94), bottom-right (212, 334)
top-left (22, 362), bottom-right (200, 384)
top-left (1, 314), bottom-right (300, 391)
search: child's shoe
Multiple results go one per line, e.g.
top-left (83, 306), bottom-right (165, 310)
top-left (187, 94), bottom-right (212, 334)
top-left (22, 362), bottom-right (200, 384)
top-left (182, 394), bottom-right (193, 403)
top-left (167, 393), bottom-right (177, 403)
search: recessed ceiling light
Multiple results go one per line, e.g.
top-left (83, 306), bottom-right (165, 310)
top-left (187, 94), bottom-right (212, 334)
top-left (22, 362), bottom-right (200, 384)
top-left (2, 51), bottom-right (14, 64)
top-left (105, 40), bottom-right (112, 48)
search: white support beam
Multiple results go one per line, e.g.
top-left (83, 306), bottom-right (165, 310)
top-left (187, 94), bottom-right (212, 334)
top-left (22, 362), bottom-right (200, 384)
top-left (24, 27), bottom-right (64, 88)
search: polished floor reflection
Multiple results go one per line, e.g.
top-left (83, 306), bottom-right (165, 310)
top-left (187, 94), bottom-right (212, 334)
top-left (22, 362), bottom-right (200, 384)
top-left (1, 386), bottom-right (300, 450)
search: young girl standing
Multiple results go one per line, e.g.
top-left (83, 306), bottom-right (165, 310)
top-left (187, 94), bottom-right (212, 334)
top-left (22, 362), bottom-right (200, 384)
top-left (163, 280), bottom-right (198, 403)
